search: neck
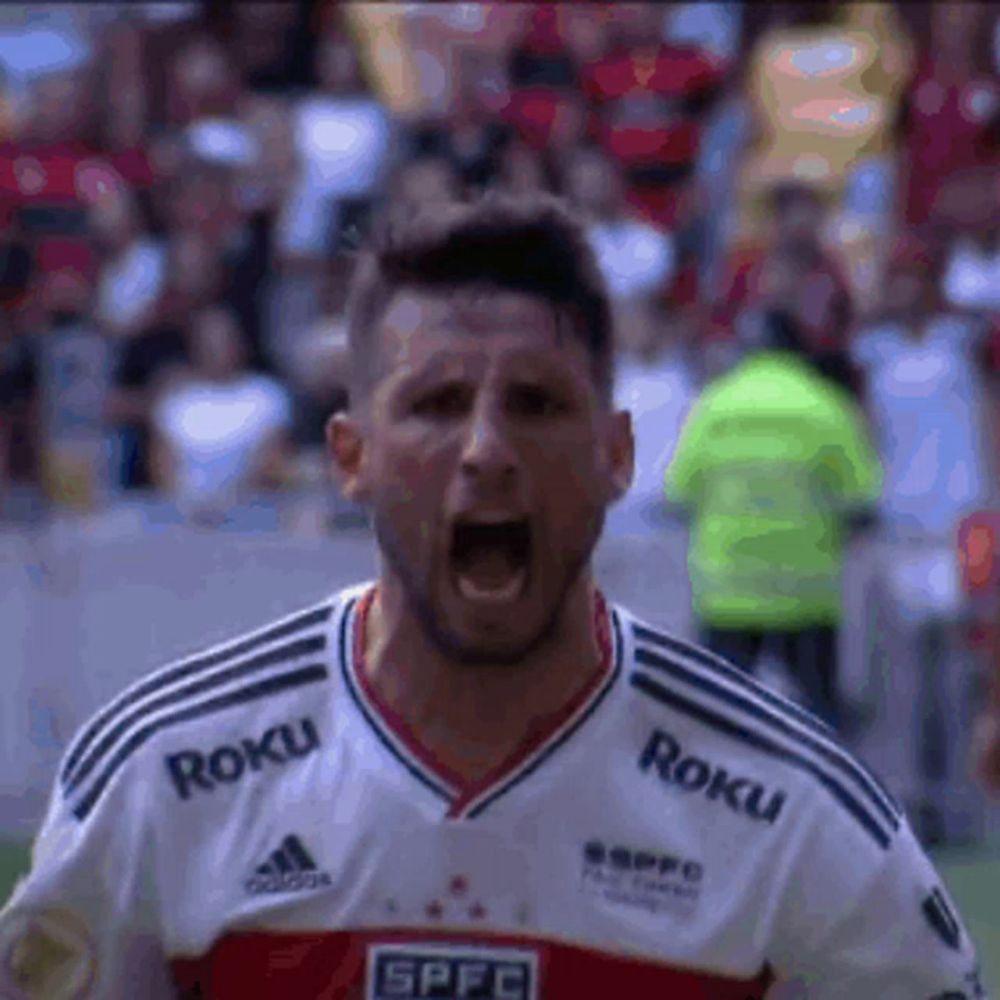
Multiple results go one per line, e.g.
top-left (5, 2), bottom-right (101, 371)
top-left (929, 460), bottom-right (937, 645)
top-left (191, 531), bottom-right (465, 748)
top-left (360, 569), bottom-right (606, 784)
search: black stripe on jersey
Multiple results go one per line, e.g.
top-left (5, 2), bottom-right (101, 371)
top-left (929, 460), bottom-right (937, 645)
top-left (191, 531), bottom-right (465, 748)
top-left (635, 623), bottom-right (839, 735)
top-left (635, 622), bottom-right (900, 816)
top-left (63, 634), bottom-right (327, 796)
top-left (337, 597), bottom-right (454, 804)
top-left (464, 608), bottom-right (625, 820)
top-left (630, 671), bottom-right (892, 849)
top-left (61, 603), bottom-right (334, 788)
top-left (70, 664), bottom-right (328, 822)
top-left (633, 632), bottom-right (900, 827)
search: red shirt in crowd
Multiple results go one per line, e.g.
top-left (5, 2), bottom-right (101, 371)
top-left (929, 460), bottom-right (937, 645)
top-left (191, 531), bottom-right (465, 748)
top-left (0, 141), bottom-right (152, 283)
top-left (582, 43), bottom-right (723, 226)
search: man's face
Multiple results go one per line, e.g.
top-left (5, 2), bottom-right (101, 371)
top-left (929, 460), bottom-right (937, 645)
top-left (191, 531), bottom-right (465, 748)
top-left (330, 289), bottom-right (633, 664)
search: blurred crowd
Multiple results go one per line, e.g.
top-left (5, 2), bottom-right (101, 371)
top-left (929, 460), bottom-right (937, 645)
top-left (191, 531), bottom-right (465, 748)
top-left (0, 0), bottom-right (997, 535)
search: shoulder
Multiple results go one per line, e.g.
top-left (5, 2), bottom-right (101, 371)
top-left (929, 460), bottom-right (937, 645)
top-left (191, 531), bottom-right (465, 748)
top-left (614, 607), bottom-right (904, 858)
top-left (54, 589), bottom-right (353, 829)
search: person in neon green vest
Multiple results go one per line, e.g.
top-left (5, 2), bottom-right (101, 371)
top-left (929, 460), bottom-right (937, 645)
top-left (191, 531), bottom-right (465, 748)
top-left (665, 309), bottom-right (882, 728)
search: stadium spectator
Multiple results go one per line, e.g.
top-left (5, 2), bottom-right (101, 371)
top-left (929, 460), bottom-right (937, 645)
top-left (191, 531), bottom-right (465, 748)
top-left (90, 188), bottom-right (165, 341)
top-left (164, 32), bottom-right (242, 130)
top-left (852, 237), bottom-right (995, 541)
top-left (581, 2), bottom-right (724, 227)
top-left (665, 309), bottom-right (882, 728)
top-left (0, 67), bottom-right (151, 309)
top-left (562, 144), bottom-right (675, 306)
top-left (237, 93), bottom-right (298, 220)
top-left (150, 304), bottom-right (292, 520)
top-left (502, 5), bottom-right (591, 154)
top-left (106, 232), bottom-right (222, 491)
top-left (165, 157), bottom-right (271, 373)
top-left (713, 180), bottom-right (856, 391)
top-left (280, 22), bottom-right (392, 262)
top-left (507, 4), bottom-right (579, 92)
top-left (851, 238), bottom-right (997, 843)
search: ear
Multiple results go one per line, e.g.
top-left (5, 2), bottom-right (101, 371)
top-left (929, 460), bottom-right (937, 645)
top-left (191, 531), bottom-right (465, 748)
top-left (326, 411), bottom-right (370, 504)
top-left (605, 409), bottom-right (634, 503)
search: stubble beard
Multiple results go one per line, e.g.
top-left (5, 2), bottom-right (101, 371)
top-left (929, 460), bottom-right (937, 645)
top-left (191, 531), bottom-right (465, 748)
top-left (372, 506), bottom-right (606, 668)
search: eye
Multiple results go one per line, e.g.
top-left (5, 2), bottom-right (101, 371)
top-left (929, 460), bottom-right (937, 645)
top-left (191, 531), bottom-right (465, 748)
top-left (411, 383), bottom-right (471, 419)
top-left (507, 384), bottom-right (569, 418)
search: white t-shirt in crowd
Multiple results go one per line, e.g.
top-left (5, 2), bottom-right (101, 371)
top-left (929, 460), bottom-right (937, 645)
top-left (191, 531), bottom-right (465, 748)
top-left (851, 316), bottom-right (993, 537)
top-left (586, 219), bottom-right (675, 302)
top-left (153, 374), bottom-right (291, 508)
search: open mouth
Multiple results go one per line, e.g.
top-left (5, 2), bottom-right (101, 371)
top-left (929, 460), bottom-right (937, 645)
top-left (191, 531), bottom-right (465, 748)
top-left (449, 519), bottom-right (532, 603)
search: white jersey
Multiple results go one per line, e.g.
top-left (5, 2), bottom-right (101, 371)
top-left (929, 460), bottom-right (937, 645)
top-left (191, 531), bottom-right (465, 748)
top-left (1, 583), bottom-right (986, 999)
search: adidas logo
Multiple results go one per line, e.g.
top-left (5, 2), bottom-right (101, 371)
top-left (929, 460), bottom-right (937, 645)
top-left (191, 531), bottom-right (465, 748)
top-left (245, 834), bottom-right (332, 896)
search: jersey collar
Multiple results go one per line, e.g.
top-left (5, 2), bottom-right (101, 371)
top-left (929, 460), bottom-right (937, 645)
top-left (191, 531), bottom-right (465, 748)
top-left (340, 584), bottom-right (622, 819)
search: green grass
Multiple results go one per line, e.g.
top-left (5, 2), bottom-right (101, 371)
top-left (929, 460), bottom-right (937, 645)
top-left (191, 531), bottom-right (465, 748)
top-left (0, 839), bottom-right (997, 989)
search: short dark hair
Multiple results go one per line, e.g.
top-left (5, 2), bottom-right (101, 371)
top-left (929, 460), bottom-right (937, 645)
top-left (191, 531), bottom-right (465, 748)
top-left (345, 191), bottom-right (615, 403)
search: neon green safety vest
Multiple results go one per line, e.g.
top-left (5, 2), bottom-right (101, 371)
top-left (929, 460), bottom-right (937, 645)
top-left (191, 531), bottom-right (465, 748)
top-left (665, 352), bottom-right (882, 629)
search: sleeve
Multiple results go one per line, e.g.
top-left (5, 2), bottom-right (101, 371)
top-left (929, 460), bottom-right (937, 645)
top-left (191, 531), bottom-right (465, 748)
top-left (663, 397), bottom-right (710, 507)
top-left (0, 755), bottom-right (174, 998)
top-left (769, 821), bottom-right (987, 999)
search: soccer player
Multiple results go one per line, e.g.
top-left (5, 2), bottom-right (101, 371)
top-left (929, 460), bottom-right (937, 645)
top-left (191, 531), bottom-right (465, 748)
top-left (0, 195), bottom-right (986, 998)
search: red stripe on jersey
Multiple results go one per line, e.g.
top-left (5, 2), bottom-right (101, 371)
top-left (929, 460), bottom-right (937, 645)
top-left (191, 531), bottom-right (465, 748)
top-left (350, 587), bottom-right (616, 817)
top-left (170, 927), bottom-right (773, 999)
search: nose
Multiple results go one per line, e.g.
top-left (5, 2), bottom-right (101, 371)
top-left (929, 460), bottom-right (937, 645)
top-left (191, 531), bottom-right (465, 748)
top-left (460, 401), bottom-right (517, 485)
